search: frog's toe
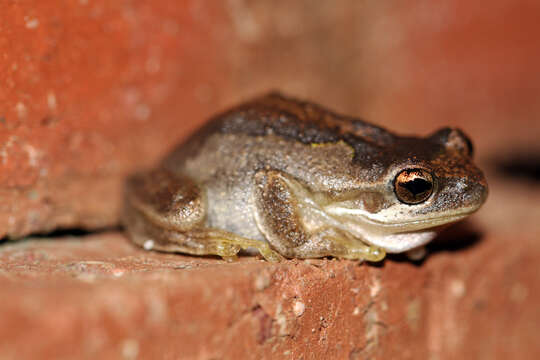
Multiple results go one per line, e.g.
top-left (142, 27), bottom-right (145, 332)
top-left (258, 247), bottom-right (285, 262)
top-left (213, 242), bottom-right (242, 260)
top-left (362, 246), bottom-right (386, 262)
top-left (339, 242), bottom-right (386, 262)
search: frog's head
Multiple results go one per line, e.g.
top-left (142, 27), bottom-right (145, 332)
top-left (324, 127), bottom-right (488, 253)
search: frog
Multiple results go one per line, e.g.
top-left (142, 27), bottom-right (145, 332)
top-left (122, 92), bottom-right (488, 262)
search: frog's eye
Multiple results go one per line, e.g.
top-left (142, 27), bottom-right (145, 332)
top-left (394, 169), bottom-right (434, 204)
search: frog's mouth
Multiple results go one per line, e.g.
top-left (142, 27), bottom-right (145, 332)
top-left (349, 210), bottom-right (472, 229)
top-left (324, 204), bottom-right (480, 232)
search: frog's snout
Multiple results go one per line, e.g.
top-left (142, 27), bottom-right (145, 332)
top-left (466, 180), bottom-right (489, 210)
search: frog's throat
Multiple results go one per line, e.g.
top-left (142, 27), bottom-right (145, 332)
top-left (346, 228), bottom-right (437, 253)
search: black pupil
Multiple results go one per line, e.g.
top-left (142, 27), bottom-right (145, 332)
top-left (402, 178), bottom-right (431, 198)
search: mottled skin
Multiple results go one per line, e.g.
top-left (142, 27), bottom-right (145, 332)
top-left (123, 93), bottom-right (488, 261)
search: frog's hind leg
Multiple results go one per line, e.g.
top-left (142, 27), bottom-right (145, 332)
top-left (122, 168), bottom-right (283, 262)
top-left (253, 169), bottom-right (385, 262)
top-left (127, 221), bottom-right (283, 262)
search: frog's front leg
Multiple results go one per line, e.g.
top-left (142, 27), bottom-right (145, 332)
top-left (122, 168), bottom-right (283, 262)
top-left (253, 170), bottom-right (385, 261)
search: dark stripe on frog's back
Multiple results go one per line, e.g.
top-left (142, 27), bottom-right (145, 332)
top-left (163, 92), bottom-right (396, 168)
top-left (218, 92), bottom-right (395, 148)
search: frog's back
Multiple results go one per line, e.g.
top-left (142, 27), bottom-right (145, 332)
top-left (216, 92), bottom-right (394, 146)
top-left (163, 92), bottom-right (395, 172)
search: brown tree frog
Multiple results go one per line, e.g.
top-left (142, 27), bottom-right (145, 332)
top-left (122, 93), bottom-right (488, 262)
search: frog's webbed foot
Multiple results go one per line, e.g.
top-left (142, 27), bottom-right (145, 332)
top-left (343, 246), bottom-right (386, 262)
top-left (288, 229), bottom-right (385, 262)
top-left (202, 230), bottom-right (285, 262)
top-left (253, 169), bottom-right (386, 262)
top-left (327, 233), bottom-right (386, 262)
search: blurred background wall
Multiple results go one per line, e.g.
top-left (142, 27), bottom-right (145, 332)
top-left (1, 0), bottom-right (539, 237)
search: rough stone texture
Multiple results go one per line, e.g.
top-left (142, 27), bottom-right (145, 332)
top-left (1, 0), bottom-right (540, 359)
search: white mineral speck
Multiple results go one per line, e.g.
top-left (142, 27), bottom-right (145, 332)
top-left (449, 279), bottom-right (466, 298)
top-left (47, 92), bottom-right (57, 110)
top-left (143, 239), bottom-right (155, 250)
top-left (112, 269), bottom-right (126, 277)
top-left (370, 277), bottom-right (381, 297)
top-left (254, 273), bottom-right (270, 291)
top-left (24, 144), bottom-right (40, 167)
top-left (293, 300), bottom-right (305, 317)
top-left (25, 18), bottom-right (39, 29)
top-left (121, 339), bottom-right (139, 360)
top-left (15, 102), bottom-right (27, 118)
